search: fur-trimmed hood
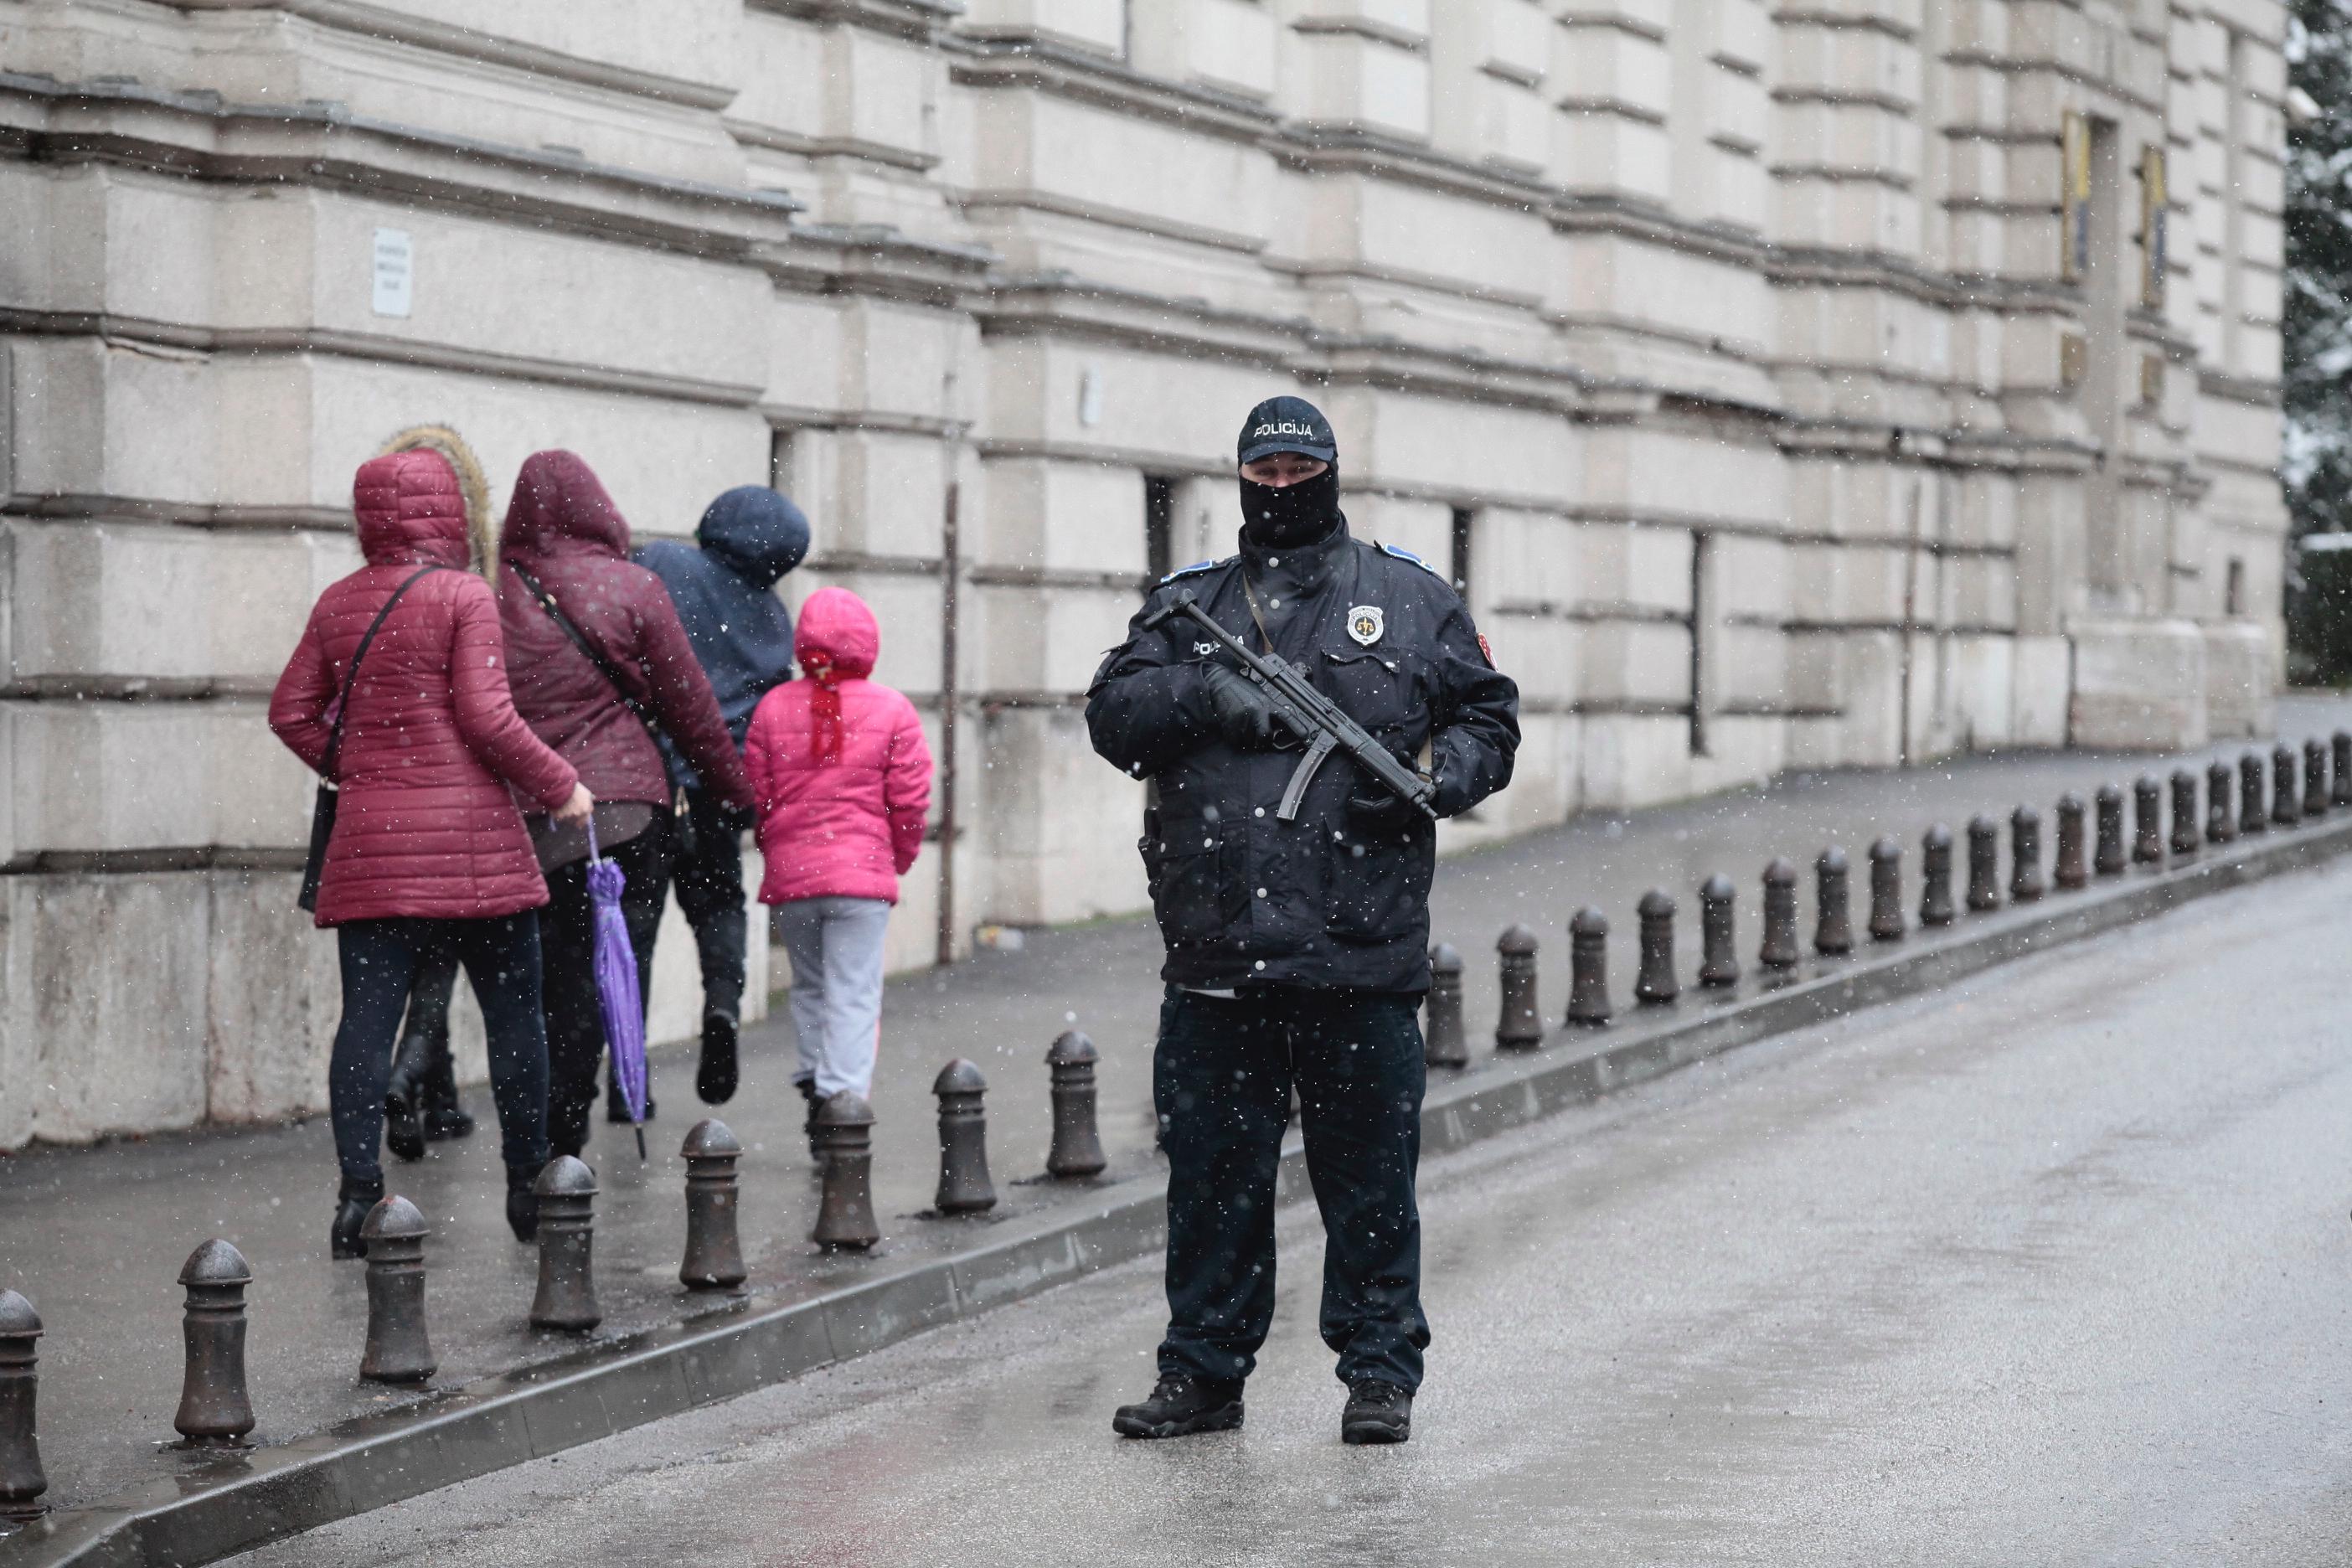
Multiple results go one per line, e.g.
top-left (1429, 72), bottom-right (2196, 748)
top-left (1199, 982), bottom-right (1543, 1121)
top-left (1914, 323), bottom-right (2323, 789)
top-left (375, 425), bottom-right (497, 580)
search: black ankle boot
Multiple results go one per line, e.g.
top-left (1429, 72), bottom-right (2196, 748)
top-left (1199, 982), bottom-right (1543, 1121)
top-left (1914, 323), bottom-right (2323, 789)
top-left (384, 1036), bottom-right (428, 1164)
top-left (420, 1047), bottom-right (473, 1142)
top-left (332, 1176), bottom-right (384, 1261)
top-left (697, 1008), bottom-right (740, 1106)
top-left (1112, 1375), bottom-right (1246, 1439)
top-left (797, 1078), bottom-right (820, 1160)
top-left (505, 1164), bottom-right (541, 1244)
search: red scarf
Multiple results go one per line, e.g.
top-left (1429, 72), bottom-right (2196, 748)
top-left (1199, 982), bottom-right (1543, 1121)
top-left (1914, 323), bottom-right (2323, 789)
top-left (806, 659), bottom-right (844, 764)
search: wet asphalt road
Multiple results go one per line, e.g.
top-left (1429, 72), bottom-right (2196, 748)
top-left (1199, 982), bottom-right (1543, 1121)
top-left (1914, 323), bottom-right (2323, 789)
top-left (224, 848), bottom-right (2352, 1565)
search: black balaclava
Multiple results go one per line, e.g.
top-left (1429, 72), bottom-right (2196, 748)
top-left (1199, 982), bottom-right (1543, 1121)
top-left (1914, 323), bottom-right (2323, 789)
top-left (1236, 395), bottom-right (1342, 549)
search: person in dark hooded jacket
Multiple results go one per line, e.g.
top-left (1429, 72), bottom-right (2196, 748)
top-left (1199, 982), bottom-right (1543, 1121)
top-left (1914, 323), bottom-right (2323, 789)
top-left (497, 451), bottom-right (756, 1158)
top-left (635, 485), bottom-right (810, 1104)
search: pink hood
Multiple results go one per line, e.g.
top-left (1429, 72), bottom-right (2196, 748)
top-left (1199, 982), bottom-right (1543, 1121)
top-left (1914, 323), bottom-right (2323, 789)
top-left (795, 586), bottom-right (879, 679)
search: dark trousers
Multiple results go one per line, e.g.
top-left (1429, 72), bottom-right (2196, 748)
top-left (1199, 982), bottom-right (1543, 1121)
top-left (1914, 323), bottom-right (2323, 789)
top-left (542, 816), bottom-right (671, 1158)
top-left (671, 789), bottom-right (749, 1021)
top-left (1154, 985), bottom-right (1430, 1390)
top-left (328, 915), bottom-right (549, 1186)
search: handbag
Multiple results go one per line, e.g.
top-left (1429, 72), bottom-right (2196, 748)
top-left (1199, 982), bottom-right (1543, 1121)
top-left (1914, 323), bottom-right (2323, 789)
top-left (509, 565), bottom-right (699, 864)
top-left (297, 565), bottom-right (448, 911)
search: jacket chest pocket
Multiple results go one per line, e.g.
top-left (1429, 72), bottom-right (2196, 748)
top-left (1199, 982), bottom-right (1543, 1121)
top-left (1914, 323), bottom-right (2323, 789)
top-left (1322, 648), bottom-right (1425, 735)
top-left (1141, 829), bottom-right (1244, 946)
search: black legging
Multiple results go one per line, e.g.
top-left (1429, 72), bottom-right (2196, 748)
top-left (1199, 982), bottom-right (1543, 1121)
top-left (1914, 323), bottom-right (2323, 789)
top-left (541, 817), bottom-right (672, 1158)
top-left (329, 913), bottom-right (550, 1186)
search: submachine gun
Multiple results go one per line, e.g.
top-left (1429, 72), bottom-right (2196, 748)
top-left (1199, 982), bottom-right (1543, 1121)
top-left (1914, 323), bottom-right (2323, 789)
top-left (1142, 590), bottom-right (1438, 825)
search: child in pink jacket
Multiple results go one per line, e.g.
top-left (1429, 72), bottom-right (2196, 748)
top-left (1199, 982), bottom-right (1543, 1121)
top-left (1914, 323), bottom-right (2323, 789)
top-left (745, 587), bottom-right (933, 1114)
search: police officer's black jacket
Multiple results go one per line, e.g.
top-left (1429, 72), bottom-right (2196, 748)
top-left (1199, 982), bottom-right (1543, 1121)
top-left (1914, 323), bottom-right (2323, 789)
top-left (1086, 518), bottom-right (1519, 993)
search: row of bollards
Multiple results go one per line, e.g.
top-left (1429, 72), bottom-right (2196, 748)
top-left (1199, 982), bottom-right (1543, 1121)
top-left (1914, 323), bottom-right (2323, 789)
top-left (0, 1034), bottom-right (1125, 1485)
top-left (1433, 733), bottom-right (2352, 1060)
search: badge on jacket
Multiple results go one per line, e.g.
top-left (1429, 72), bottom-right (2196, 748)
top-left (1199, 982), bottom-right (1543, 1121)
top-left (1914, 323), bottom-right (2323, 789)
top-left (1346, 606), bottom-right (1385, 647)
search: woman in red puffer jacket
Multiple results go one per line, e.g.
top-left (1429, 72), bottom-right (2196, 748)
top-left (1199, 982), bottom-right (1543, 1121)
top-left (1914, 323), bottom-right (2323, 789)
top-left (271, 431), bottom-right (593, 1259)
top-left (745, 587), bottom-right (932, 1132)
top-left (494, 450), bottom-right (756, 1158)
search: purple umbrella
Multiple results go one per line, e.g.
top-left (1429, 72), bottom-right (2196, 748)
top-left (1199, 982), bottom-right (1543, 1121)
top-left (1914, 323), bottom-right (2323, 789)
top-left (585, 818), bottom-right (649, 1158)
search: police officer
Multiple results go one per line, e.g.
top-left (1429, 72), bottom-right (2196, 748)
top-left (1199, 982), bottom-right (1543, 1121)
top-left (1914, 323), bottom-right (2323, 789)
top-left (1086, 395), bottom-right (1519, 1445)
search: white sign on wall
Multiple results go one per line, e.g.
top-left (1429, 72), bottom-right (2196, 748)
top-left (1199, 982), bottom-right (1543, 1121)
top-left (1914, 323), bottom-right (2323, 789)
top-left (371, 228), bottom-right (414, 318)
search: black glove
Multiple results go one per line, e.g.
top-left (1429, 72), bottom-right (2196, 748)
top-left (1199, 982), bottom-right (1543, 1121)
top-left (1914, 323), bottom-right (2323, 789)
top-left (1201, 663), bottom-right (1284, 751)
top-left (1348, 767), bottom-right (1437, 836)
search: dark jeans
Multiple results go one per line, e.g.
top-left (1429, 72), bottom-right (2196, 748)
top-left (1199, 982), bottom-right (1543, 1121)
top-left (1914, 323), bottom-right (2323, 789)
top-left (672, 789), bottom-right (750, 1021)
top-left (1154, 985), bottom-right (1429, 1391)
top-left (542, 815), bottom-right (671, 1158)
top-left (329, 915), bottom-right (549, 1186)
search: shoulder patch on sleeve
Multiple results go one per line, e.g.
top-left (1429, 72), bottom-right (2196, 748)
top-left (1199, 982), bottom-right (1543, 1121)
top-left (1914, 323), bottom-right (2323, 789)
top-left (1159, 556), bottom-right (1231, 585)
top-left (1375, 542), bottom-right (1442, 576)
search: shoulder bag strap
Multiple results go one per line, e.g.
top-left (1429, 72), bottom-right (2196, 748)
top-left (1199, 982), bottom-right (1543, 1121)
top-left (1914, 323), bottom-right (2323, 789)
top-left (323, 565), bottom-right (446, 782)
top-left (509, 564), bottom-right (667, 750)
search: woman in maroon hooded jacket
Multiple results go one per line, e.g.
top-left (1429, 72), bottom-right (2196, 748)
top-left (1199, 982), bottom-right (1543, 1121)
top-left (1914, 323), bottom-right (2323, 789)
top-left (271, 435), bottom-right (594, 1258)
top-left (497, 451), bottom-right (756, 1158)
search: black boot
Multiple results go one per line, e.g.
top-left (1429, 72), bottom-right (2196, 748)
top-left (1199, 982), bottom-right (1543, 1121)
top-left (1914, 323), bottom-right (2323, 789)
top-left (420, 1040), bottom-right (474, 1142)
top-left (331, 1175), bottom-right (384, 1261)
top-left (797, 1077), bottom-right (820, 1161)
top-left (1112, 1375), bottom-right (1245, 1440)
top-left (505, 1163), bottom-right (541, 1244)
top-left (697, 1008), bottom-right (740, 1105)
top-left (383, 1034), bottom-right (429, 1164)
top-left (606, 1076), bottom-right (655, 1122)
top-left (1340, 1380), bottom-right (1413, 1445)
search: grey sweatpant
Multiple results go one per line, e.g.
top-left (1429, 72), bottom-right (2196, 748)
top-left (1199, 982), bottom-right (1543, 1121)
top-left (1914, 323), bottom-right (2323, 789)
top-left (771, 895), bottom-right (891, 1101)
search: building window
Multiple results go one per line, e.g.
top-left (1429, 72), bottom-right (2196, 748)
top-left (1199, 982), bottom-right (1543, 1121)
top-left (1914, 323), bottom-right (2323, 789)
top-left (2226, 558), bottom-right (2246, 617)
top-left (1449, 505), bottom-right (1475, 596)
top-left (768, 428), bottom-right (796, 493)
top-left (1144, 475), bottom-right (1177, 587)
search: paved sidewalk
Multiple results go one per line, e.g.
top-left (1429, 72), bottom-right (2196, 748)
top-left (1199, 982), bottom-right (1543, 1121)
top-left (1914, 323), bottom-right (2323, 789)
top-left (2, 695), bottom-right (2344, 1516)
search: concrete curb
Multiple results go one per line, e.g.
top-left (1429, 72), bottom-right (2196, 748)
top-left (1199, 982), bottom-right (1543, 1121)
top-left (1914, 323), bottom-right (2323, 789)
top-left (8, 812), bottom-right (2349, 1567)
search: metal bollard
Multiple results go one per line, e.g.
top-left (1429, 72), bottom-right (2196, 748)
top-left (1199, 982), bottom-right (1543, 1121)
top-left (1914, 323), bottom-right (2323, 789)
top-left (932, 1060), bottom-right (998, 1215)
top-left (679, 1119), bottom-right (748, 1291)
top-left (2009, 807), bottom-right (2045, 903)
top-left (2241, 751), bottom-right (2267, 836)
top-left (2207, 761), bottom-right (2236, 844)
top-left (2169, 770), bottom-right (2199, 857)
top-left (2335, 732), bottom-right (2352, 808)
top-left (2132, 775), bottom-right (2164, 864)
top-left (1046, 1031), bottom-right (1109, 1178)
top-left (529, 1156), bottom-right (601, 1331)
top-left (1966, 815), bottom-right (2001, 911)
top-left (1634, 891), bottom-right (1678, 1005)
top-left (2307, 738), bottom-right (2329, 818)
top-left (1920, 825), bottom-right (1956, 926)
top-left (0, 1292), bottom-right (45, 1523)
top-left (812, 1093), bottom-right (880, 1249)
top-left (174, 1239), bottom-right (254, 1445)
top-left (358, 1197), bottom-right (436, 1384)
top-left (2094, 784), bottom-right (2126, 875)
top-left (1424, 945), bottom-right (1468, 1067)
top-left (1868, 837), bottom-right (1904, 941)
top-left (2273, 744), bottom-right (2301, 827)
top-left (1698, 874), bottom-right (1740, 987)
top-left (1760, 859), bottom-right (1800, 967)
top-left (1814, 847), bottom-right (1853, 955)
top-left (1495, 926), bottom-right (1544, 1050)
top-left (2054, 793), bottom-right (2089, 890)
top-left (1565, 908), bottom-right (1612, 1026)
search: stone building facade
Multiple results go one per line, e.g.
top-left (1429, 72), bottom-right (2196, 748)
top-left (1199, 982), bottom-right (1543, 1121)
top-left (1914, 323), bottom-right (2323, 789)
top-left (0, 0), bottom-right (2286, 1148)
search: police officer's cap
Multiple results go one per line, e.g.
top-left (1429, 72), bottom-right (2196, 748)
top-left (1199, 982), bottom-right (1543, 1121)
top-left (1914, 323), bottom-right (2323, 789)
top-left (1236, 395), bottom-right (1337, 467)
